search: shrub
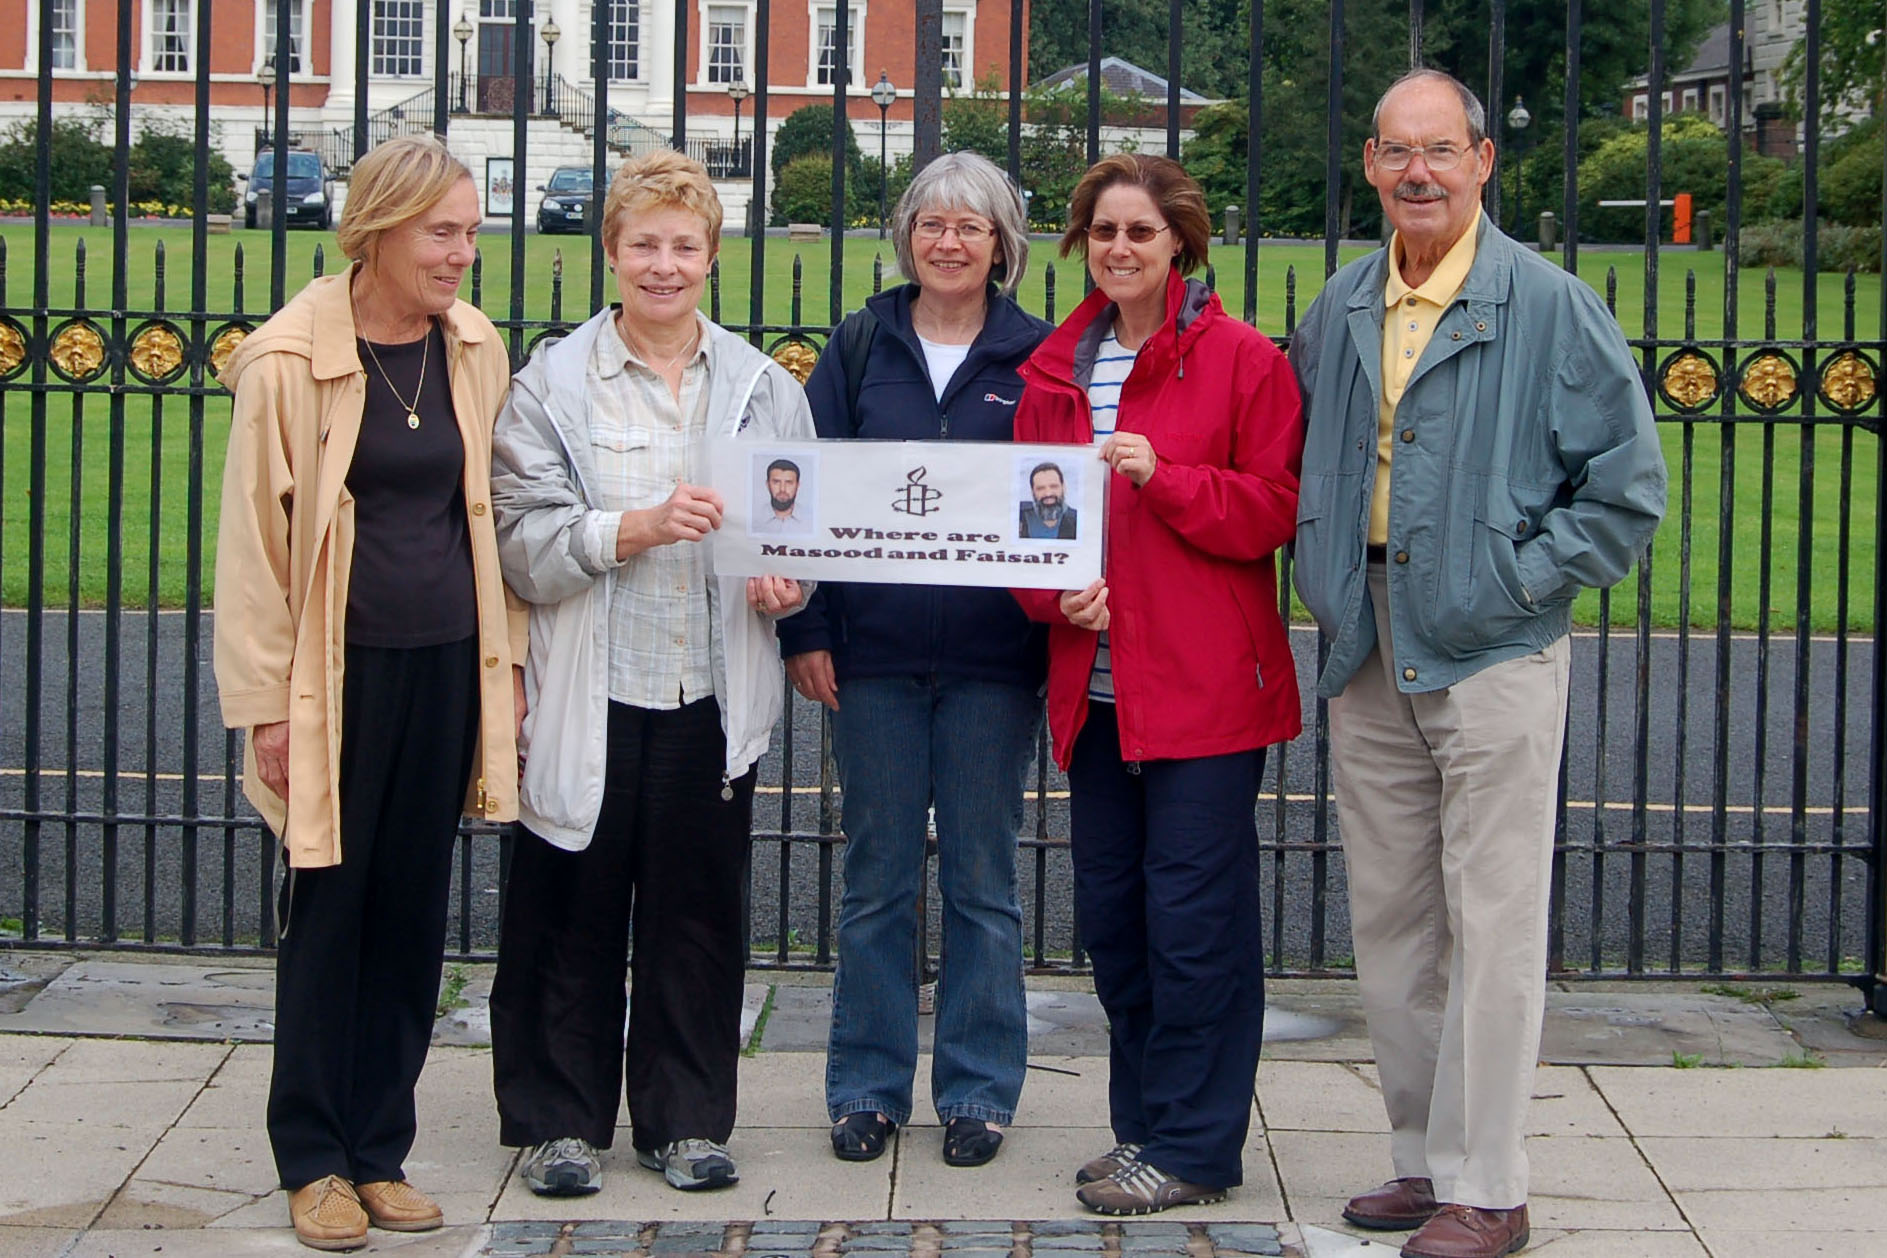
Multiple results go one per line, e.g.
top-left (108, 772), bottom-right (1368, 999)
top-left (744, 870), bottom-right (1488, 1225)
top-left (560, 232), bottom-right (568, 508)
top-left (0, 117), bottom-right (115, 204)
top-left (1736, 219), bottom-right (1882, 273)
top-left (770, 104), bottom-right (864, 186)
top-left (1818, 116), bottom-right (1882, 228)
top-left (773, 154), bottom-right (837, 226)
top-left (129, 121), bottom-right (236, 216)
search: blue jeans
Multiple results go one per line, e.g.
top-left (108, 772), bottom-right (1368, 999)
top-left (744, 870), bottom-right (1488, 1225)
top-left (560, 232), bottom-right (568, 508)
top-left (826, 675), bottom-right (1042, 1126)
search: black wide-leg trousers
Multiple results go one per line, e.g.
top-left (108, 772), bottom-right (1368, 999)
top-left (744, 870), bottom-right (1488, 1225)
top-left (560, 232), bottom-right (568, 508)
top-left (491, 698), bottom-right (756, 1153)
top-left (267, 636), bottom-right (481, 1191)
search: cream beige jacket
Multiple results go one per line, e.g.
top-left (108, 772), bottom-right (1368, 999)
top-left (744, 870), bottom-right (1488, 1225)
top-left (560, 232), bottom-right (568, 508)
top-left (213, 270), bottom-right (523, 868)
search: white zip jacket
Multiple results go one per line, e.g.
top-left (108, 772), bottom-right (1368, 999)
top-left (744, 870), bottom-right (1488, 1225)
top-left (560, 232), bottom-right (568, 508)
top-left (491, 308), bottom-right (816, 849)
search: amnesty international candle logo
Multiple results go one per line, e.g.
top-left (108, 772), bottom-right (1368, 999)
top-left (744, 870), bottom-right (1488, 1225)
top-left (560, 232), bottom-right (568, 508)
top-left (709, 439), bottom-right (1103, 591)
top-left (891, 466), bottom-right (944, 517)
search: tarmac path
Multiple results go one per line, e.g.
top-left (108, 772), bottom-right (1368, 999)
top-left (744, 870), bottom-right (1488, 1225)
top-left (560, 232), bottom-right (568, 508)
top-left (0, 609), bottom-right (1876, 972)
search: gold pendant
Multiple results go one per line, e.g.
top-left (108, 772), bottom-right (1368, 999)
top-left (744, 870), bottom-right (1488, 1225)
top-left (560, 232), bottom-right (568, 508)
top-left (406, 411), bottom-right (420, 430)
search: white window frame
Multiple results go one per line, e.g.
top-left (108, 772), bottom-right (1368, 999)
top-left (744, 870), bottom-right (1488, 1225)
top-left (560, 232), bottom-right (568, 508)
top-left (27, 0), bottom-right (87, 73)
top-left (371, 0), bottom-right (430, 80)
top-left (941, 8), bottom-right (974, 91)
top-left (607, 0), bottom-right (643, 81)
top-left (698, 1), bottom-right (752, 87)
top-left (806, 3), bottom-right (866, 90)
top-left (1709, 84), bottom-right (1726, 124)
top-left (1631, 94), bottom-right (1648, 122)
top-left (1680, 86), bottom-right (1699, 113)
top-left (142, 0), bottom-right (195, 76)
top-left (255, 0), bottom-right (312, 75)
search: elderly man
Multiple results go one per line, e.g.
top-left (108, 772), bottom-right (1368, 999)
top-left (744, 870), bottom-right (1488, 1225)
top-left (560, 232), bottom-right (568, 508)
top-left (1290, 70), bottom-right (1664, 1258)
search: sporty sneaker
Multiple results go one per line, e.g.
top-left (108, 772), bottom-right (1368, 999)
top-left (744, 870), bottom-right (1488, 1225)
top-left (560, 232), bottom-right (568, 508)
top-left (636, 1138), bottom-right (740, 1191)
top-left (1076, 1141), bottom-right (1144, 1184)
top-left (521, 1137), bottom-right (602, 1196)
top-left (1076, 1157), bottom-right (1227, 1215)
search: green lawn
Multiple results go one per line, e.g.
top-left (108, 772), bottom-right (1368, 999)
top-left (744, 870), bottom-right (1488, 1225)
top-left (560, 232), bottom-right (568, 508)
top-left (1, 224), bottom-right (1880, 627)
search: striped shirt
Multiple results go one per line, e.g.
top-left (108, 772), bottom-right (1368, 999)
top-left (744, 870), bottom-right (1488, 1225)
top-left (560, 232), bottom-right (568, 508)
top-left (588, 313), bottom-right (714, 709)
top-left (1087, 332), bottom-right (1138, 702)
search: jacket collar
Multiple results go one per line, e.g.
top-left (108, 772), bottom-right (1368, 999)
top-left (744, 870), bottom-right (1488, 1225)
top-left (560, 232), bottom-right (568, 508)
top-left (864, 282), bottom-right (1050, 366)
top-left (1026, 266), bottom-right (1218, 390)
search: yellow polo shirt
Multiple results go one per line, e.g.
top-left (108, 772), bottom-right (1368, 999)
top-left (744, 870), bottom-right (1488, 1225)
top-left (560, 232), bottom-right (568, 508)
top-left (1371, 223), bottom-right (1480, 545)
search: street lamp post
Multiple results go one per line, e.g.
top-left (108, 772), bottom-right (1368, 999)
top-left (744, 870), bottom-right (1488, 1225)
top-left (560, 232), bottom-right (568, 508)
top-left (454, 13), bottom-right (473, 114)
top-left (871, 71), bottom-right (896, 239)
top-left (728, 77), bottom-right (750, 178)
top-left (540, 17), bottom-right (561, 116)
top-left (1506, 96), bottom-right (1532, 240)
top-left (256, 54), bottom-right (275, 143)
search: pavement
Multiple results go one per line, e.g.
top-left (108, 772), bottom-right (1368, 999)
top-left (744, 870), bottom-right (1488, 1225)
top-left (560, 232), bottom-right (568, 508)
top-left (0, 955), bottom-right (1884, 1257)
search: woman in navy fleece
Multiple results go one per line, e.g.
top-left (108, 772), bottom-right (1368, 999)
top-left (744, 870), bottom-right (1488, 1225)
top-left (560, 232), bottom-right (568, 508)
top-left (777, 152), bottom-right (1051, 1170)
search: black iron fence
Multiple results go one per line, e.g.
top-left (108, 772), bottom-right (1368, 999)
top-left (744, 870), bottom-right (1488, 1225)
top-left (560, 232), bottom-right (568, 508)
top-left (1, 2), bottom-right (1883, 1010)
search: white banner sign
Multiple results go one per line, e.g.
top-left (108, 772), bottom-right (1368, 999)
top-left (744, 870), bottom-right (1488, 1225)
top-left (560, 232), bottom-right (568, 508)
top-left (708, 439), bottom-right (1105, 589)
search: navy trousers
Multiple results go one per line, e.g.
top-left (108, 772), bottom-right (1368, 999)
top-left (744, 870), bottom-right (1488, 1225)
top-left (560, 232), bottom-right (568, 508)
top-left (1067, 702), bottom-right (1266, 1187)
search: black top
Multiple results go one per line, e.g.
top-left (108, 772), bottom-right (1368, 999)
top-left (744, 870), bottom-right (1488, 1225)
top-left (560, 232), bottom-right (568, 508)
top-left (344, 322), bottom-right (478, 647)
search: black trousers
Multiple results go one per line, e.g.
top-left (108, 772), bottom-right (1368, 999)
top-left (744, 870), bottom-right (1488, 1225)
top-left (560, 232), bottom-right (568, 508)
top-left (491, 698), bottom-right (757, 1152)
top-left (267, 636), bottom-right (480, 1191)
top-left (1067, 702), bottom-right (1266, 1188)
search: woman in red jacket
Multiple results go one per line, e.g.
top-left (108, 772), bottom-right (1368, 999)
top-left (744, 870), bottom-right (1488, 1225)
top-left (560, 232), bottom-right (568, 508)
top-left (1013, 154), bottom-right (1303, 1215)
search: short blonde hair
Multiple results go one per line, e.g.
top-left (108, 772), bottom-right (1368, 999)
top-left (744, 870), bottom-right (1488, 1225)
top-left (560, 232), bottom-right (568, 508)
top-left (601, 149), bottom-right (724, 254)
top-left (336, 135), bottom-right (472, 263)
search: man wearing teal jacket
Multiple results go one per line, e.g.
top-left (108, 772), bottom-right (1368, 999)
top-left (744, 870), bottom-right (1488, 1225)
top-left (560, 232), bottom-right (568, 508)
top-left (1290, 70), bottom-right (1665, 1258)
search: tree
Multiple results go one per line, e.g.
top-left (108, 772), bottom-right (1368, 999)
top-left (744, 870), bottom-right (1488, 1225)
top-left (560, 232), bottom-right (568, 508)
top-left (942, 72), bottom-right (1010, 165)
top-left (1781, 0), bottom-right (1884, 134)
top-left (770, 103), bottom-right (865, 184)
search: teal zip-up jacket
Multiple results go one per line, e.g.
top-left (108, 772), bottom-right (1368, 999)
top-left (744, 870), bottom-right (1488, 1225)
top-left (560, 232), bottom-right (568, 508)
top-left (1289, 214), bottom-right (1666, 699)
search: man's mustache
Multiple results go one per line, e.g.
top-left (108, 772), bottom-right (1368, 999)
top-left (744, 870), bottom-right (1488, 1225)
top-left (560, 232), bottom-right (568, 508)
top-left (1395, 182), bottom-right (1448, 200)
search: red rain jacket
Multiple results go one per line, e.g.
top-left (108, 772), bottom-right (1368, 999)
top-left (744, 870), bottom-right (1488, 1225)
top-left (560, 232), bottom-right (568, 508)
top-left (1012, 268), bottom-right (1304, 769)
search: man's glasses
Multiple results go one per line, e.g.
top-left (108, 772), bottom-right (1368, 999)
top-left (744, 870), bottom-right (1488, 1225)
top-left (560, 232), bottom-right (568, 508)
top-left (914, 218), bottom-right (993, 242)
top-left (1372, 142), bottom-right (1469, 171)
top-left (1087, 222), bottom-right (1170, 244)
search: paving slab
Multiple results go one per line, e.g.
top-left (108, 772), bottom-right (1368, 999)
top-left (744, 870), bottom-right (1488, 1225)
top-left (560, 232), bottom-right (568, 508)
top-left (1525, 1136), bottom-right (1685, 1231)
top-left (1254, 1061), bottom-right (1385, 1133)
top-left (1637, 1135), bottom-right (1887, 1192)
top-left (0, 1116), bottom-right (169, 1228)
top-left (93, 1178), bottom-right (265, 1230)
top-left (1008, 1058), bottom-right (1112, 1129)
top-left (1586, 1066), bottom-right (1887, 1137)
top-left (35, 1035), bottom-right (231, 1082)
top-left (1263, 1131), bottom-right (1394, 1226)
top-left (0, 1225), bottom-right (82, 1258)
top-left (1541, 992), bottom-right (1797, 1066)
top-left (738, 1051), bottom-right (835, 1128)
top-left (130, 1124), bottom-right (280, 1198)
top-left (1696, 1229), bottom-right (1883, 1257)
top-left (3, 1077), bottom-right (204, 1129)
top-left (1525, 1066), bottom-right (1627, 1139)
top-left (1763, 986), bottom-right (1887, 1067)
top-left (65, 1223), bottom-right (486, 1255)
top-left (1670, 1183), bottom-right (1884, 1232)
top-left (0, 961), bottom-right (279, 1042)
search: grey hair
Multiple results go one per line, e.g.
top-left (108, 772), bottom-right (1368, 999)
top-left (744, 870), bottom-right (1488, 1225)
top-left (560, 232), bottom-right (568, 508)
top-left (891, 151), bottom-right (1031, 296)
top-left (1372, 68), bottom-right (1488, 146)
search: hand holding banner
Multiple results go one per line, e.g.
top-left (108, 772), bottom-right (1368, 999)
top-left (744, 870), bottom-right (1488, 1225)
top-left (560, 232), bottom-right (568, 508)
top-left (708, 439), bottom-right (1106, 590)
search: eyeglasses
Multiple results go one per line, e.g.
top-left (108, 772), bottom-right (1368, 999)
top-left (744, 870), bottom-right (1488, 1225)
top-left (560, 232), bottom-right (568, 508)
top-left (914, 218), bottom-right (994, 242)
top-left (1087, 222), bottom-right (1169, 244)
top-left (1372, 141), bottom-right (1470, 171)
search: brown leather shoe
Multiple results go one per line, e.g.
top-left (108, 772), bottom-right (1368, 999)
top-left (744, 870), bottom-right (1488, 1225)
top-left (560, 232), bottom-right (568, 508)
top-left (355, 1178), bottom-right (444, 1231)
top-left (1075, 1158), bottom-right (1227, 1215)
top-left (1400, 1203), bottom-right (1530, 1258)
top-left (1075, 1141), bottom-right (1143, 1184)
top-left (1343, 1177), bottom-right (1438, 1230)
top-left (287, 1175), bottom-right (368, 1251)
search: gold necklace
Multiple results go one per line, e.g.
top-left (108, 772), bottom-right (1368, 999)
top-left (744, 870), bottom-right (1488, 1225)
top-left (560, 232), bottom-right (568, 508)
top-left (352, 293), bottom-right (430, 430)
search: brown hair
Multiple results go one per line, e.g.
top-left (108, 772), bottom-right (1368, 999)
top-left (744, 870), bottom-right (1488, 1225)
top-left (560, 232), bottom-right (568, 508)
top-left (601, 149), bottom-right (724, 254)
top-left (335, 134), bottom-right (472, 264)
top-left (1059, 153), bottom-right (1211, 276)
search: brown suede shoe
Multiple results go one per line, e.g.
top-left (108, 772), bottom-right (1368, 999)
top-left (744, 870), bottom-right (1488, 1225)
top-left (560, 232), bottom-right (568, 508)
top-left (1343, 1176), bottom-right (1439, 1230)
top-left (1400, 1203), bottom-right (1530, 1258)
top-left (355, 1179), bottom-right (444, 1232)
top-left (1075, 1159), bottom-right (1227, 1215)
top-left (287, 1175), bottom-right (368, 1252)
top-left (1075, 1141), bottom-right (1143, 1184)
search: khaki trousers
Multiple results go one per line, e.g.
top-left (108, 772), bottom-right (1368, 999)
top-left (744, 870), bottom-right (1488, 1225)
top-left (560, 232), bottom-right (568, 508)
top-left (1328, 565), bottom-right (1570, 1210)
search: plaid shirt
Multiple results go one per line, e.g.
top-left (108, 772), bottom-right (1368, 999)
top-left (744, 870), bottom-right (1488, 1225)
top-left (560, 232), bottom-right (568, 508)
top-left (588, 313), bottom-right (713, 708)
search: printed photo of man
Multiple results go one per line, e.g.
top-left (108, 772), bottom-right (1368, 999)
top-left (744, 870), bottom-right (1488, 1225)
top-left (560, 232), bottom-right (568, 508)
top-left (1018, 461), bottom-right (1078, 540)
top-left (755, 457), bottom-right (814, 536)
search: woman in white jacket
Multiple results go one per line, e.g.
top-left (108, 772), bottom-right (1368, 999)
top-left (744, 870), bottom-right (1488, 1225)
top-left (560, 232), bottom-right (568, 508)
top-left (487, 150), bottom-right (813, 1197)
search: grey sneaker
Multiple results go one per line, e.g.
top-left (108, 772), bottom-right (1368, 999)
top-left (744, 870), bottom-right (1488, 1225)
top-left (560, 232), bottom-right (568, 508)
top-left (521, 1137), bottom-right (602, 1196)
top-left (636, 1138), bottom-right (739, 1191)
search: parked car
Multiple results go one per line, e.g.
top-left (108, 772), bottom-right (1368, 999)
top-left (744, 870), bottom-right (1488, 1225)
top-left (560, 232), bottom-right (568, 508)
top-left (536, 165), bottom-right (605, 234)
top-left (240, 150), bottom-right (335, 230)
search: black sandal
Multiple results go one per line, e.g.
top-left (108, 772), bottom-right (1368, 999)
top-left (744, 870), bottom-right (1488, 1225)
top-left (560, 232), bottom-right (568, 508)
top-left (831, 1112), bottom-right (896, 1162)
top-left (942, 1117), bottom-right (1004, 1167)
